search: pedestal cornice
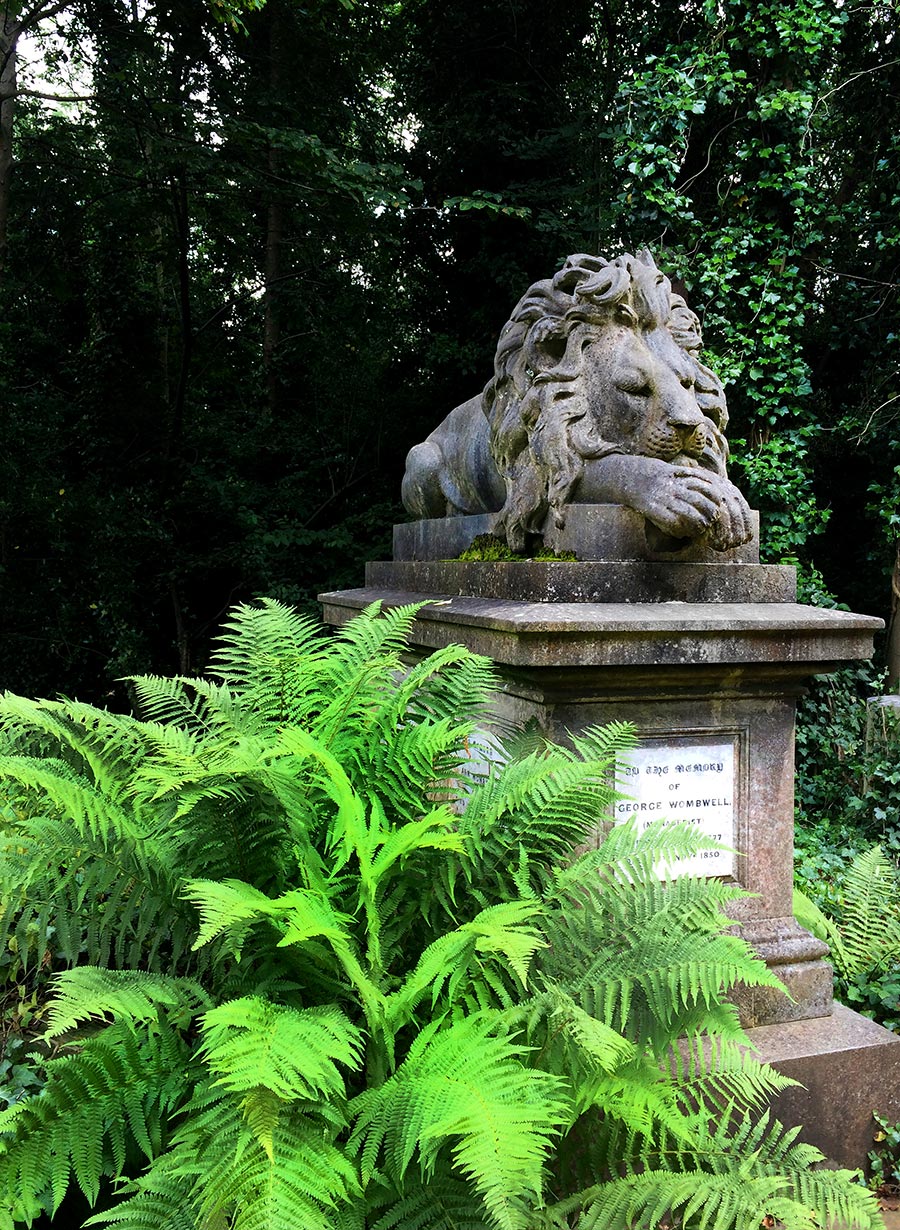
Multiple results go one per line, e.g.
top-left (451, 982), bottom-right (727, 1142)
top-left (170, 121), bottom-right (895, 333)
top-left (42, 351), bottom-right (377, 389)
top-left (320, 586), bottom-right (883, 673)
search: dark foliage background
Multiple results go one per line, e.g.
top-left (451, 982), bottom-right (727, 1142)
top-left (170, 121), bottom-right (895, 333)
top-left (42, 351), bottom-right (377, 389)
top-left (2, 0), bottom-right (899, 701)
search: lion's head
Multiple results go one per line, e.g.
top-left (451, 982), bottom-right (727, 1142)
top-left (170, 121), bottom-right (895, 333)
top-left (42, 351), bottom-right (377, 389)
top-left (483, 250), bottom-right (732, 550)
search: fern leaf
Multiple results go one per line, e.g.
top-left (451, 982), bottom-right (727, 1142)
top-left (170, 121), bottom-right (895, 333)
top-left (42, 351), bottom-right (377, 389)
top-left (44, 967), bottom-right (212, 1039)
top-left (351, 1015), bottom-right (568, 1230)
top-left (840, 845), bottom-right (900, 977)
top-left (184, 878), bottom-right (286, 950)
top-left (186, 1094), bottom-right (361, 1230)
top-left (370, 1173), bottom-right (494, 1230)
top-left (0, 811), bottom-right (190, 971)
top-left (388, 901), bottom-right (547, 1027)
top-left (0, 1020), bottom-right (190, 1215)
top-left (198, 997), bottom-right (363, 1101)
top-left (85, 1180), bottom-right (197, 1230)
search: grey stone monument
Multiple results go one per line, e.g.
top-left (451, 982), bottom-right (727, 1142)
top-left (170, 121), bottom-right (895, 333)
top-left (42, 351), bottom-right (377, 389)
top-left (321, 250), bottom-right (900, 1167)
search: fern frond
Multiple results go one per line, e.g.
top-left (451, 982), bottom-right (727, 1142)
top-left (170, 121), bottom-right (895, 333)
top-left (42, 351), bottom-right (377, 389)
top-left (185, 877), bottom-right (352, 955)
top-left (557, 1170), bottom-right (809, 1230)
top-left (84, 1179), bottom-right (197, 1230)
top-left (793, 885), bottom-right (846, 967)
top-left (552, 1108), bottom-right (883, 1230)
top-left (330, 600), bottom-right (427, 664)
top-left (795, 847), bottom-right (900, 981)
top-left (839, 845), bottom-right (900, 976)
top-left (0, 753), bottom-right (144, 844)
top-left (398, 645), bottom-right (497, 729)
top-left (351, 1015), bottom-right (568, 1230)
top-left (570, 927), bottom-right (783, 1041)
top-left (370, 1173), bottom-right (494, 1230)
top-left (668, 1034), bottom-right (797, 1118)
top-left (0, 1020), bottom-right (190, 1216)
top-left (198, 997), bottom-right (363, 1101)
top-left (209, 598), bottom-right (330, 721)
top-left (388, 901), bottom-right (547, 1027)
top-left (218, 1121), bottom-right (360, 1230)
top-left (211, 597), bottom-right (326, 664)
top-left (0, 693), bottom-right (145, 797)
top-left (184, 877), bottom-right (287, 950)
top-left (127, 674), bottom-right (257, 745)
top-left (176, 1086), bottom-right (361, 1230)
top-left (45, 967), bottom-right (213, 1039)
top-left (92, 1090), bottom-right (361, 1230)
top-left (0, 811), bottom-right (190, 970)
top-left (369, 805), bottom-right (465, 882)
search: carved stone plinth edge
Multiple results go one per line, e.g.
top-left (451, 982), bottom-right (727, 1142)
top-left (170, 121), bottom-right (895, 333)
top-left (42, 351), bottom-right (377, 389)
top-left (367, 559), bottom-right (796, 605)
top-left (731, 917), bottom-right (833, 1028)
top-left (320, 587), bottom-right (883, 672)
top-left (394, 507), bottom-right (761, 565)
top-left (743, 1004), bottom-right (900, 1169)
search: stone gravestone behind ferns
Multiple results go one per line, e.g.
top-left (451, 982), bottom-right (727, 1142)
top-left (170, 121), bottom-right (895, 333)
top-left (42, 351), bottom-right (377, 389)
top-left (321, 249), bottom-right (898, 1167)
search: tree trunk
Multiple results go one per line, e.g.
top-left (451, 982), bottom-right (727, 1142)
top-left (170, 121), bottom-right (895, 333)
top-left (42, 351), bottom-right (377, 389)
top-left (0, 17), bottom-right (17, 274)
top-left (887, 541), bottom-right (900, 690)
top-left (263, 0), bottom-right (284, 418)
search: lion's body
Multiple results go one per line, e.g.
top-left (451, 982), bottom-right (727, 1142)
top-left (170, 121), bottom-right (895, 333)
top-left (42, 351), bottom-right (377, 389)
top-left (402, 251), bottom-right (752, 554)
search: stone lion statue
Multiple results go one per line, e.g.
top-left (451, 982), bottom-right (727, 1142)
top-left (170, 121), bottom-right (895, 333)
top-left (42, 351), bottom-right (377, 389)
top-left (401, 249), bottom-right (753, 554)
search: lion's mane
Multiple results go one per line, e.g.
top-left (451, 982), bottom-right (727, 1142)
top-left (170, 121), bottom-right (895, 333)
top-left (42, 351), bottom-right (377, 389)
top-left (482, 249), bottom-right (729, 551)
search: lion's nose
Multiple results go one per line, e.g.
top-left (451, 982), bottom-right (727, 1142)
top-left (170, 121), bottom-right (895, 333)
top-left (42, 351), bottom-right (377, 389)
top-left (672, 419), bottom-right (707, 451)
top-left (666, 392), bottom-right (705, 430)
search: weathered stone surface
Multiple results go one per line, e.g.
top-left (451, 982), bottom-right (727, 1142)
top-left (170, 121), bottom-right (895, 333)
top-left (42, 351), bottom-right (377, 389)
top-left (320, 589), bottom-right (882, 671)
top-left (320, 584), bottom-right (884, 1024)
top-left (545, 503), bottom-right (761, 563)
top-left (401, 251), bottom-right (754, 555)
top-left (366, 559), bottom-right (795, 605)
top-left (393, 505), bottom-right (762, 564)
top-left (394, 513), bottom-right (497, 562)
top-left (731, 915), bottom-right (833, 1027)
top-left (745, 1004), bottom-right (900, 1169)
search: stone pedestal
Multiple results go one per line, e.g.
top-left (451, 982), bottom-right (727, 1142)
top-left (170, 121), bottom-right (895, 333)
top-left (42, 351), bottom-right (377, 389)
top-left (747, 1005), bottom-right (900, 1170)
top-left (321, 512), bottom-right (900, 1164)
top-left (323, 573), bottom-right (880, 1028)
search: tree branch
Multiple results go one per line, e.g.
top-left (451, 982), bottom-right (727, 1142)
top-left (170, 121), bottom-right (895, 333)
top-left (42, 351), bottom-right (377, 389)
top-left (9, 0), bottom-right (71, 40)
top-left (12, 88), bottom-right (95, 102)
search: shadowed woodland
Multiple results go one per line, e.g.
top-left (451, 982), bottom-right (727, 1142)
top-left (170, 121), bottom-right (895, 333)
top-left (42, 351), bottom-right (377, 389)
top-left (1, 0), bottom-right (899, 700)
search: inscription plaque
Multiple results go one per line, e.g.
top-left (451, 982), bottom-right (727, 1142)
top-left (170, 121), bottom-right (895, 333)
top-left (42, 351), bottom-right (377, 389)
top-left (617, 740), bottom-right (736, 878)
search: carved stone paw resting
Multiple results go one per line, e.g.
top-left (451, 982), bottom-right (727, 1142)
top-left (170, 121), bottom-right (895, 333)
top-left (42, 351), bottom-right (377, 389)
top-left (402, 249), bottom-right (756, 557)
top-left (637, 467), bottom-right (754, 550)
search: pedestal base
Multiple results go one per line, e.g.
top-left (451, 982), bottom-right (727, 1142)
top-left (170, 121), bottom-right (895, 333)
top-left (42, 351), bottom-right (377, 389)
top-left (734, 917), bottom-right (833, 1027)
top-left (748, 1004), bottom-right (900, 1169)
top-left (320, 577), bottom-right (882, 1030)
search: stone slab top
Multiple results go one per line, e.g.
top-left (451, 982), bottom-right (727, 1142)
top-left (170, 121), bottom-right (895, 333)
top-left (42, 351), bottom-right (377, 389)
top-left (744, 1001), bottom-right (900, 1060)
top-left (320, 586), bottom-right (883, 671)
top-left (322, 587), bottom-right (882, 636)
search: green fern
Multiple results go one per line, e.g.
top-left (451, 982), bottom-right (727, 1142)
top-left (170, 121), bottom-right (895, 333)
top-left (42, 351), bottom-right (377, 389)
top-left (795, 844), bottom-right (900, 980)
top-left (0, 1018), bottom-right (190, 1226)
top-left (0, 599), bottom-right (883, 1230)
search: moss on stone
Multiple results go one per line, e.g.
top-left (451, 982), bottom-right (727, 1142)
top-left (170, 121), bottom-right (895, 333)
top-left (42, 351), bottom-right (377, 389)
top-left (456, 534), bottom-right (577, 563)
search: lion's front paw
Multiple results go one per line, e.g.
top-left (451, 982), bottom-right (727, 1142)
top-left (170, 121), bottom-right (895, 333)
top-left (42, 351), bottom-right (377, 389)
top-left (705, 478), bottom-right (754, 550)
top-left (639, 467), bottom-right (753, 549)
top-left (638, 467), bottom-right (724, 540)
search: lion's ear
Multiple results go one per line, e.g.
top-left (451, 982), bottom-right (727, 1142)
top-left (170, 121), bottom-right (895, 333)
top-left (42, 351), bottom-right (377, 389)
top-left (615, 301), bottom-right (639, 326)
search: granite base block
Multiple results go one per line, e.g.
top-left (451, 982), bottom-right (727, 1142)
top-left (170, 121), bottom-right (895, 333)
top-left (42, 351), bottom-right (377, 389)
top-left (746, 1003), bottom-right (900, 1170)
top-left (392, 506), bottom-right (762, 565)
top-left (366, 558), bottom-right (797, 604)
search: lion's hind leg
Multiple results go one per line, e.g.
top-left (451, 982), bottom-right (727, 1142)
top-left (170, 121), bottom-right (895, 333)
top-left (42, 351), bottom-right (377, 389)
top-left (401, 441), bottom-right (453, 518)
